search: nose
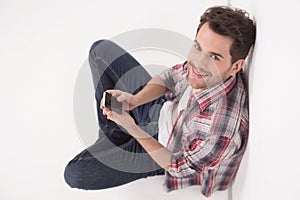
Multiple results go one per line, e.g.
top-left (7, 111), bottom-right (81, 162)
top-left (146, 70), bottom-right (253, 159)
top-left (187, 51), bottom-right (211, 71)
top-left (188, 57), bottom-right (210, 73)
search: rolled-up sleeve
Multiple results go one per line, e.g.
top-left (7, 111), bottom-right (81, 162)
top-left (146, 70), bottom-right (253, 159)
top-left (159, 63), bottom-right (187, 101)
top-left (167, 135), bottom-right (232, 178)
top-left (159, 67), bottom-right (176, 92)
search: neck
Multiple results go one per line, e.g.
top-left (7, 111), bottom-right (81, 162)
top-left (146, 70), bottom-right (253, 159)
top-left (192, 88), bottom-right (204, 94)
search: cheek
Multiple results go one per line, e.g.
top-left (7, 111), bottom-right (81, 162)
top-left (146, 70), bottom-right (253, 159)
top-left (212, 61), bottom-right (232, 74)
top-left (208, 64), bottom-right (233, 83)
top-left (220, 66), bottom-right (234, 80)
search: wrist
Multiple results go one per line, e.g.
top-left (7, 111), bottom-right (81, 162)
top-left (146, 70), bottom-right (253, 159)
top-left (132, 94), bottom-right (140, 108)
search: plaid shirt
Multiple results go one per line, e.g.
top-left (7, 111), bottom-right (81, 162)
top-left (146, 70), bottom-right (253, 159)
top-left (159, 62), bottom-right (249, 197)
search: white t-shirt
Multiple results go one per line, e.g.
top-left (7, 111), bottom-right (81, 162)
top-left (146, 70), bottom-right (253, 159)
top-left (158, 86), bottom-right (192, 147)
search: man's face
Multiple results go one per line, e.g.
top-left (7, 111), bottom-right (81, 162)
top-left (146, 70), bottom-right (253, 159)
top-left (187, 22), bottom-right (241, 92)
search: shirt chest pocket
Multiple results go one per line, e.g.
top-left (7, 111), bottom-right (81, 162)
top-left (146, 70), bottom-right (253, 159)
top-left (182, 117), bottom-right (210, 145)
top-left (185, 117), bottom-right (212, 135)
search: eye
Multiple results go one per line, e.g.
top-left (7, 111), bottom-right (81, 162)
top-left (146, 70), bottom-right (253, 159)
top-left (210, 54), bottom-right (221, 61)
top-left (194, 43), bottom-right (201, 51)
top-left (193, 40), bottom-right (202, 51)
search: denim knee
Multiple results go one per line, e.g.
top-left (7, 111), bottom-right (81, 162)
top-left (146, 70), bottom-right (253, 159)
top-left (89, 39), bottom-right (116, 54)
top-left (64, 160), bottom-right (88, 189)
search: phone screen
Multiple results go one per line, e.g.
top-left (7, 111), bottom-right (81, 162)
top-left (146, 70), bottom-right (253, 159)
top-left (104, 92), bottom-right (122, 114)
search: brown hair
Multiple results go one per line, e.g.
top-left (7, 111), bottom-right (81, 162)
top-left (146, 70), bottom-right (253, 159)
top-left (197, 6), bottom-right (256, 63)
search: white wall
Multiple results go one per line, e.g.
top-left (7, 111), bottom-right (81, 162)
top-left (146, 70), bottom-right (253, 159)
top-left (231, 0), bottom-right (300, 199)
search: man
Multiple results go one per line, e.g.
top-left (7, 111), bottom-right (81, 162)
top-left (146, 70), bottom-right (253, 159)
top-left (64, 6), bottom-right (255, 197)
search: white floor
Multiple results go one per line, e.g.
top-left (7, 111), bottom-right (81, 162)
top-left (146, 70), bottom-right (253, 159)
top-left (0, 0), bottom-right (233, 199)
top-left (60, 176), bottom-right (228, 200)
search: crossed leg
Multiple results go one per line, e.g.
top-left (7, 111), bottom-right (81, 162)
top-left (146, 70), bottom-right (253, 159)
top-left (64, 40), bottom-right (165, 190)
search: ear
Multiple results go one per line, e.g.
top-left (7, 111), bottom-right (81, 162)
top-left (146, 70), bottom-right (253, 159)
top-left (230, 59), bottom-right (245, 76)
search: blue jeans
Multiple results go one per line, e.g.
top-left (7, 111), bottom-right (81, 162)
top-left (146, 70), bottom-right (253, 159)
top-left (64, 40), bottom-right (165, 190)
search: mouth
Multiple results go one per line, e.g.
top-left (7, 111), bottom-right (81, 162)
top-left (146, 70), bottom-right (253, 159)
top-left (190, 65), bottom-right (209, 79)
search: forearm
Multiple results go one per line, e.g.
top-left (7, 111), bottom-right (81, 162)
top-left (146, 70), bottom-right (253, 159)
top-left (134, 75), bottom-right (167, 107)
top-left (127, 124), bottom-right (172, 171)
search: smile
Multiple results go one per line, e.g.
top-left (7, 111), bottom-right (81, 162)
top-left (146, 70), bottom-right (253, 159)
top-left (191, 66), bottom-right (209, 78)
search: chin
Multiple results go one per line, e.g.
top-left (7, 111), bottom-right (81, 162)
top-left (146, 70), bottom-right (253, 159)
top-left (188, 76), bottom-right (207, 90)
top-left (188, 80), bottom-right (207, 90)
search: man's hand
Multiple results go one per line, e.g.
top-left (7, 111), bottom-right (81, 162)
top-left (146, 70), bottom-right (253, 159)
top-left (102, 107), bottom-right (136, 130)
top-left (100, 90), bottom-right (138, 111)
top-left (100, 89), bottom-right (137, 130)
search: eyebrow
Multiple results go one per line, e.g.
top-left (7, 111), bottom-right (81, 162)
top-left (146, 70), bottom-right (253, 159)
top-left (194, 40), bottom-right (225, 59)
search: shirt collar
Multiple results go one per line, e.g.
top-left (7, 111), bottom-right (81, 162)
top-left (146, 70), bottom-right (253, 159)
top-left (192, 73), bottom-right (238, 111)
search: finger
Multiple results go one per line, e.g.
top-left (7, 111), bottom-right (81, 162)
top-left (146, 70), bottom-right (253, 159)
top-left (102, 107), bottom-right (110, 116)
top-left (116, 94), bottom-right (126, 102)
top-left (106, 89), bottom-right (121, 97)
top-left (105, 89), bottom-right (114, 94)
top-left (106, 110), bottom-right (115, 121)
top-left (102, 108), bottom-right (107, 115)
top-left (122, 102), bottom-right (130, 110)
top-left (100, 98), bottom-right (104, 109)
top-left (106, 110), bottom-right (113, 118)
top-left (112, 90), bottom-right (122, 98)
